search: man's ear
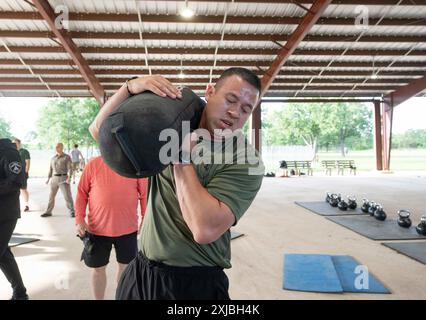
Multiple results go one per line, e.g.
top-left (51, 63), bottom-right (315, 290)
top-left (204, 83), bottom-right (215, 101)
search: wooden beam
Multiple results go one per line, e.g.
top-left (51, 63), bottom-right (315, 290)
top-left (260, 0), bottom-right (332, 98)
top-left (383, 74), bottom-right (426, 108)
top-left (373, 100), bottom-right (383, 171)
top-left (381, 101), bottom-right (393, 171)
top-left (1, 58), bottom-right (426, 69)
top-left (2, 44), bottom-right (426, 57)
top-left (2, 11), bottom-right (425, 26)
top-left (31, 0), bottom-right (105, 104)
top-left (0, 68), bottom-right (424, 78)
top-left (0, 76), bottom-right (416, 86)
top-left (2, 30), bottom-right (425, 43)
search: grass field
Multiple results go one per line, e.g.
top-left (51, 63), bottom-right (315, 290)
top-left (263, 148), bottom-right (426, 174)
top-left (317, 149), bottom-right (426, 171)
top-left (26, 148), bottom-right (426, 177)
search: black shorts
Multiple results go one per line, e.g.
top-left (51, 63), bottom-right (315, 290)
top-left (116, 252), bottom-right (230, 300)
top-left (81, 232), bottom-right (138, 268)
top-left (20, 173), bottom-right (28, 190)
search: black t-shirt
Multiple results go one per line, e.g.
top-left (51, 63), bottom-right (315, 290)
top-left (0, 139), bottom-right (25, 221)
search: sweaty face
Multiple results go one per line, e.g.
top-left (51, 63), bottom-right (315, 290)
top-left (202, 75), bottom-right (259, 136)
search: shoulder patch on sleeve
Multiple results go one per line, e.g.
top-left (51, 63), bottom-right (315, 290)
top-left (9, 161), bottom-right (22, 174)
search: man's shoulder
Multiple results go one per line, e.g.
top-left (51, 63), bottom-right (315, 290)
top-left (21, 148), bottom-right (30, 157)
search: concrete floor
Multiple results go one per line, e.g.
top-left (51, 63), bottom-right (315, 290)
top-left (1, 173), bottom-right (426, 300)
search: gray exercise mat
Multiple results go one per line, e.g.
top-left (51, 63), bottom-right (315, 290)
top-left (382, 241), bottom-right (426, 265)
top-left (231, 231), bottom-right (244, 240)
top-left (327, 215), bottom-right (426, 241)
top-left (9, 236), bottom-right (40, 247)
top-left (295, 201), bottom-right (368, 216)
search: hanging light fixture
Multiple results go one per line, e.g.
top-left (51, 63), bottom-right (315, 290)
top-left (180, 0), bottom-right (194, 18)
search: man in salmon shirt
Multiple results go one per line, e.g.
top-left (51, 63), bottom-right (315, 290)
top-left (75, 156), bottom-right (147, 300)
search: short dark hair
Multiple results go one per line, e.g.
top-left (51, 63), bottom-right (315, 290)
top-left (74, 144), bottom-right (78, 148)
top-left (215, 68), bottom-right (261, 93)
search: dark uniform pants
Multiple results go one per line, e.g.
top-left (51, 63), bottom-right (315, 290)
top-left (0, 219), bottom-right (27, 296)
top-left (116, 252), bottom-right (230, 300)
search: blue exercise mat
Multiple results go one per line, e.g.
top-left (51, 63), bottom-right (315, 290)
top-left (283, 254), bottom-right (390, 294)
top-left (332, 255), bottom-right (390, 293)
top-left (283, 254), bottom-right (343, 293)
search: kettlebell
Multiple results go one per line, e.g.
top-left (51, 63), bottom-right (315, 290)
top-left (416, 215), bottom-right (426, 236)
top-left (325, 192), bottom-right (332, 203)
top-left (368, 201), bottom-right (377, 216)
top-left (373, 204), bottom-right (387, 221)
top-left (338, 200), bottom-right (348, 211)
top-left (397, 209), bottom-right (412, 228)
top-left (361, 198), bottom-right (370, 213)
top-left (336, 193), bottom-right (342, 202)
top-left (347, 196), bottom-right (357, 210)
top-left (329, 194), bottom-right (339, 207)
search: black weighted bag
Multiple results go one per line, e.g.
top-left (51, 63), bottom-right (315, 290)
top-left (99, 87), bottom-right (205, 178)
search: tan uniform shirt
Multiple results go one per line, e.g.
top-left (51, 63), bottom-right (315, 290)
top-left (48, 153), bottom-right (72, 178)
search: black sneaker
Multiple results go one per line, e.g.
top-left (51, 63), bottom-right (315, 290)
top-left (24, 206), bottom-right (29, 212)
top-left (40, 212), bottom-right (52, 218)
top-left (10, 293), bottom-right (29, 300)
top-left (70, 212), bottom-right (75, 218)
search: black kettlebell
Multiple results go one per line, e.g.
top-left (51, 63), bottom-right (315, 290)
top-left (329, 194), bottom-right (339, 207)
top-left (368, 202), bottom-right (377, 216)
top-left (374, 204), bottom-right (387, 221)
top-left (336, 193), bottom-right (342, 202)
top-left (397, 210), bottom-right (412, 228)
top-left (347, 196), bottom-right (357, 210)
top-left (338, 200), bottom-right (348, 211)
top-left (325, 192), bottom-right (332, 203)
top-left (361, 198), bottom-right (370, 213)
top-left (416, 215), bottom-right (426, 236)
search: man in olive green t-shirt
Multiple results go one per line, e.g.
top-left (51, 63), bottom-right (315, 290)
top-left (13, 138), bottom-right (31, 212)
top-left (90, 68), bottom-right (264, 300)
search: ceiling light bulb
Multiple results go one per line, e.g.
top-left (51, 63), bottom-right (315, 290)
top-left (370, 73), bottom-right (378, 79)
top-left (178, 72), bottom-right (185, 79)
top-left (180, 7), bottom-right (194, 18)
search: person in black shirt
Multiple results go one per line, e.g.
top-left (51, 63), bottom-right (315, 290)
top-left (0, 138), bottom-right (29, 300)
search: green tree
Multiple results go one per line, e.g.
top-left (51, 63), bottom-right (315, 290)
top-left (393, 129), bottom-right (426, 149)
top-left (263, 102), bottom-right (372, 157)
top-left (321, 103), bottom-right (372, 156)
top-left (264, 103), bottom-right (330, 152)
top-left (0, 117), bottom-right (12, 138)
top-left (37, 98), bottom-right (99, 151)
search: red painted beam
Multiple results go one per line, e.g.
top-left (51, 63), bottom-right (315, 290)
top-left (384, 74), bottom-right (426, 108)
top-left (260, 0), bottom-right (332, 99)
top-left (373, 101), bottom-right (383, 171)
top-left (381, 101), bottom-right (393, 171)
top-left (252, 0), bottom-right (331, 151)
top-left (31, 0), bottom-right (105, 104)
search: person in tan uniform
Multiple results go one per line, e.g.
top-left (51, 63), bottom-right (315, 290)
top-left (41, 142), bottom-right (75, 218)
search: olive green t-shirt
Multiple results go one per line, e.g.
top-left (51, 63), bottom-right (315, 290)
top-left (19, 148), bottom-right (30, 172)
top-left (140, 132), bottom-right (264, 268)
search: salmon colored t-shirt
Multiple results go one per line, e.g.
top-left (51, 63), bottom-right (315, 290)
top-left (75, 156), bottom-right (147, 237)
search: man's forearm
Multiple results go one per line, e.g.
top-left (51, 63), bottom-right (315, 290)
top-left (89, 84), bottom-right (130, 141)
top-left (173, 164), bottom-right (234, 244)
top-left (26, 160), bottom-right (30, 173)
